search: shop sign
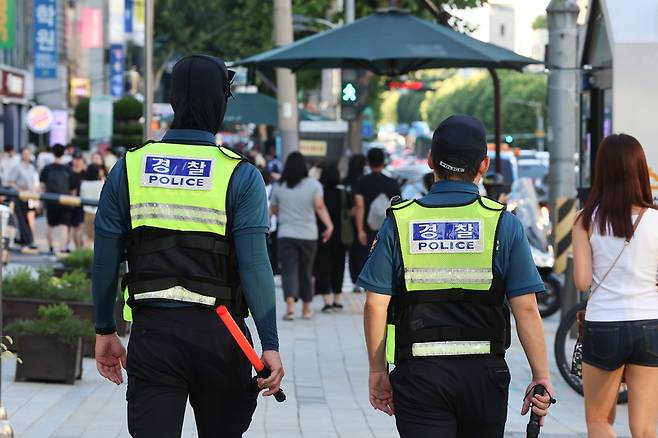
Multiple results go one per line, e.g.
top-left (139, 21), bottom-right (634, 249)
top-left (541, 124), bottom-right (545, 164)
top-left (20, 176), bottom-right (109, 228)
top-left (70, 77), bottom-right (91, 97)
top-left (0, 0), bottom-right (14, 49)
top-left (33, 0), bottom-right (58, 79)
top-left (1, 69), bottom-right (24, 98)
top-left (26, 105), bottom-right (54, 134)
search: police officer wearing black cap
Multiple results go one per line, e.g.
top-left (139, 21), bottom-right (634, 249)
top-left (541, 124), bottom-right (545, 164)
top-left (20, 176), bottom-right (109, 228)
top-left (92, 55), bottom-right (283, 437)
top-left (360, 115), bottom-right (554, 437)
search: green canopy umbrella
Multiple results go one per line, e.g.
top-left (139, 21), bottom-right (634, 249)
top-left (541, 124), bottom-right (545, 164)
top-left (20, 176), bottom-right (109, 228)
top-left (238, 9), bottom-right (539, 75)
top-left (237, 9), bottom-right (541, 171)
top-left (161, 93), bottom-right (327, 126)
top-left (223, 92), bottom-right (327, 125)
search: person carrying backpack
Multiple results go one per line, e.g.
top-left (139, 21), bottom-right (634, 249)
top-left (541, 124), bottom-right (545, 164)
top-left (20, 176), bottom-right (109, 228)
top-left (353, 147), bottom-right (400, 252)
top-left (40, 143), bottom-right (76, 254)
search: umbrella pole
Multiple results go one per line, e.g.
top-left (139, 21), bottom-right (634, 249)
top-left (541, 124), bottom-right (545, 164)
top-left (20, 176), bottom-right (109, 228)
top-left (488, 68), bottom-right (502, 174)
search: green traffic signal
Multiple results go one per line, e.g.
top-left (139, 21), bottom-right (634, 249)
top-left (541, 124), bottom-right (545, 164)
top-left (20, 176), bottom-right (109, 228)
top-left (505, 135), bottom-right (513, 143)
top-left (342, 83), bottom-right (357, 102)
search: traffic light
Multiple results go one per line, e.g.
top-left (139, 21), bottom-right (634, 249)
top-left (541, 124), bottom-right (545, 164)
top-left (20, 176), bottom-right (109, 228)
top-left (505, 135), bottom-right (514, 144)
top-left (341, 69), bottom-right (359, 121)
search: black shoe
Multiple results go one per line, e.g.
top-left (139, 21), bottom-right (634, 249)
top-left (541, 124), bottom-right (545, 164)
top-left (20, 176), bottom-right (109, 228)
top-left (332, 303), bottom-right (344, 310)
top-left (321, 304), bottom-right (334, 313)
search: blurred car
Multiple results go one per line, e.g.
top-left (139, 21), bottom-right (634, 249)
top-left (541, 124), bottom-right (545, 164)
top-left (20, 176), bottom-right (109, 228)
top-left (518, 158), bottom-right (549, 203)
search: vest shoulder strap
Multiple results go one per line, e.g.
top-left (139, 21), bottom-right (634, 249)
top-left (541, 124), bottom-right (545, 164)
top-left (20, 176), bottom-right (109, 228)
top-left (127, 140), bottom-right (156, 153)
top-left (389, 199), bottom-right (415, 211)
top-left (479, 195), bottom-right (505, 211)
top-left (219, 145), bottom-right (246, 161)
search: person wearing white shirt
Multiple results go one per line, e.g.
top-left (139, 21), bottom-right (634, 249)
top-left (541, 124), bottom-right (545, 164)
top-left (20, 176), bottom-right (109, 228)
top-left (0, 144), bottom-right (20, 186)
top-left (573, 133), bottom-right (658, 438)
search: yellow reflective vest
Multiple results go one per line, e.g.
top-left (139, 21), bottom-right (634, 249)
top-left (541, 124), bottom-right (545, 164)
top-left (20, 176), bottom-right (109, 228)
top-left (386, 196), bottom-right (509, 364)
top-left (122, 142), bottom-right (244, 321)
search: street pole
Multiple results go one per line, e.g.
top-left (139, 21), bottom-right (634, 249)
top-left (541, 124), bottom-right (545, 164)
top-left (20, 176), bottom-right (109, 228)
top-left (547, 0), bottom-right (579, 279)
top-left (344, 0), bottom-right (362, 155)
top-left (143, 0), bottom-right (154, 142)
top-left (536, 104), bottom-right (545, 152)
top-left (0, 214), bottom-right (14, 438)
top-left (274, 0), bottom-right (299, 159)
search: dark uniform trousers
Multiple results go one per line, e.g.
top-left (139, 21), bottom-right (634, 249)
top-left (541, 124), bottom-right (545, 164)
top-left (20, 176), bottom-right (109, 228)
top-left (126, 306), bottom-right (258, 438)
top-left (390, 356), bottom-right (510, 438)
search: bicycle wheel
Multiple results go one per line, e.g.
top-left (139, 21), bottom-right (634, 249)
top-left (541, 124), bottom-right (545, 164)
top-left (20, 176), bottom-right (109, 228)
top-left (554, 302), bottom-right (628, 404)
top-left (538, 275), bottom-right (561, 318)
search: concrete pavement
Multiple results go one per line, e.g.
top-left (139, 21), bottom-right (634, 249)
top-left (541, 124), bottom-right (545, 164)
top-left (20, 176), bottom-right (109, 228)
top-left (0, 277), bottom-right (635, 437)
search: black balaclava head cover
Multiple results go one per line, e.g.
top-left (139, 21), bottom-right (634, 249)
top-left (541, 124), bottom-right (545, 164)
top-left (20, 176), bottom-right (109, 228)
top-left (170, 55), bottom-right (234, 134)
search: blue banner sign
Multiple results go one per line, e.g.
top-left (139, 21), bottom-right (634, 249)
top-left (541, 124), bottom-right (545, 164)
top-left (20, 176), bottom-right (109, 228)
top-left (410, 220), bottom-right (482, 253)
top-left (109, 44), bottom-right (125, 98)
top-left (141, 155), bottom-right (214, 190)
top-left (33, 0), bottom-right (57, 79)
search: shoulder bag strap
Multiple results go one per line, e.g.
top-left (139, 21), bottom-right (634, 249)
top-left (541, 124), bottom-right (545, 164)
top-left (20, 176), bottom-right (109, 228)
top-left (591, 208), bottom-right (646, 295)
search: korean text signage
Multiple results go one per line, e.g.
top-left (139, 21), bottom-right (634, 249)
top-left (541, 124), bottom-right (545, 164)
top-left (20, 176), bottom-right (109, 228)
top-left (26, 105), bottom-right (54, 134)
top-left (89, 96), bottom-right (113, 140)
top-left (33, 0), bottom-right (57, 79)
top-left (409, 220), bottom-right (483, 253)
top-left (110, 44), bottom-right (125, 98)
top-left (141, 156), bottom-right (214, 190)
top-left (0, 0), bottom-right (14, 49)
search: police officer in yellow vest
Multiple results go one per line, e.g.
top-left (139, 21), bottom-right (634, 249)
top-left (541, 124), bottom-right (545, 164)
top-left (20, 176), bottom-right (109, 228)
top-left (92, 55), bottom-right (283, 437)
top-left (360, 115), bottom-right (554, 437)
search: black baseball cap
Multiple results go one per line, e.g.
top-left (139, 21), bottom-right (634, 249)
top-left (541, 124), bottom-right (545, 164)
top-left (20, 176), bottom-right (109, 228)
top-left (431, 115), bottom-right (488, 173)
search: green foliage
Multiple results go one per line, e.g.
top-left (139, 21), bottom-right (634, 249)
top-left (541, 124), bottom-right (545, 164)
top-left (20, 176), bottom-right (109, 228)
top-left (113, 96), bottom-right (143, 122)
top-left (0, 335), bottom-right (20, 363)
top-left (114, 121), bottom-right (143, 135)
top-left (3, 267), bottom-right (91, 303)
top-left (397, 92), bottom-right (426, 124)
top-left (61, 249), bottom-right (94, 271)
top-left (6, 304), bottom-right (94, 344)
top-left (532, 15), bottom-right (547, 30)
top-left (380, 90), bottom-right (400, 124)
top-left (74, 98), bottom-right (90, 124)
top-left (421, 71), bottom-right (547, 148)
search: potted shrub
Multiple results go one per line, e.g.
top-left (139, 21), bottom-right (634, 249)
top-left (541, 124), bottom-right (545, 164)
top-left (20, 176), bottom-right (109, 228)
top-left (2, 267), bottom-right (127, 344)
top-left (7, 303), bottom-right (94, 384)
top-left (54, 248), bottom-right (94, 277)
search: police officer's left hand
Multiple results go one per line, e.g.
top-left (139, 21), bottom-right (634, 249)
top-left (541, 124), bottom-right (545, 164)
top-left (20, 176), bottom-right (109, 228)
top-left (369, 370), bottom-right (395, 416)
top-left (257, 350), bottom-right (284, 397)
top-left (521, 378), bottom-right (555, 426)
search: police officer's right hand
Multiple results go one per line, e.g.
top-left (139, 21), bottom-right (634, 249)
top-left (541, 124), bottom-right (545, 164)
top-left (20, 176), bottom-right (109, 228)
top-left (257, 350), bottom-right (284, 397)
top-left (369, 370), bottom-right (395, 416)
top-left (95, 333), bottom-right (127, 385)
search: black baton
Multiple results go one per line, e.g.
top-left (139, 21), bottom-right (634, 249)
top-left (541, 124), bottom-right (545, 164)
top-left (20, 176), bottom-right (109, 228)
top-left (526, 384), bottom-right (546, 438)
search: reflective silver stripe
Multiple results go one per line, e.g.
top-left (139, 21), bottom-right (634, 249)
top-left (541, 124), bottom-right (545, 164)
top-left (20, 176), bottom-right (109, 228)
top-left (130, 202), bottom-right (226, 226)
top-left (405, 267), bottom-right (492, 284)
top-left (133, 286), bottom-right (216, 306)
top-left (412, 341), bottom-right (491, 357)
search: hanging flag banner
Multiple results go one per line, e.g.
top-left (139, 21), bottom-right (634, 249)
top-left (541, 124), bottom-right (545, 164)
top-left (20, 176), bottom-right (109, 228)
top-left (109, 0), bottom-right (124, 44)
top-left (33, 0), bottom-right (57, 79)
top-left (110, 44), bottom-right (125, 98)
top-left (0, 0), bottom-right (14, 49)
top-left (49, 110), bottom-right (68, 146)
top-left (89, 96), bottom-right (114, 140)
top-left (124, 0), bottom-right (133, 34)
top-left (80, 7), bottom-right (103, 49)
top-left (132, 0), bottom-right (145, 46)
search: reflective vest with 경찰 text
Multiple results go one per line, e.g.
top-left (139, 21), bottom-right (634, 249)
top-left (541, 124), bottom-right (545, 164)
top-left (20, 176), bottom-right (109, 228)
top-left (386, 195), bottom-right (509, 364)
top-left (122, 141), bottom-right (246, 321)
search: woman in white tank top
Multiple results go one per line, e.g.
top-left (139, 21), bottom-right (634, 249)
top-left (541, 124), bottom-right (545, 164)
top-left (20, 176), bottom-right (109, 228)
top-left (573, 133), bottom-right (658, 438)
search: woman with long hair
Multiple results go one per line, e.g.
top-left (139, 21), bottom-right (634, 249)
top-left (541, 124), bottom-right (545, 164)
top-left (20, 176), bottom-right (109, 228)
top-left (572, 133), bottom-right (658, 438)
top-left (342, 153), bottom-right (367, 292)
top-left (315, 163), bottom-right (347, 312)
top-left (271, 152), bottom-right (333, 320)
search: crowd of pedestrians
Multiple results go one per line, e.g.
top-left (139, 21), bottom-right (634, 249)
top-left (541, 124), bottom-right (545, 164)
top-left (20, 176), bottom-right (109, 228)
top-left (251, 145), bottom-right (400, 320)
top-left (0, 143), bottom-right (112, 254)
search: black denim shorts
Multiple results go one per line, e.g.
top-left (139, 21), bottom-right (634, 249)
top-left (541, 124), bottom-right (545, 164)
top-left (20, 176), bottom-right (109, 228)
top-left (582, 319), bottom-right (658, 370)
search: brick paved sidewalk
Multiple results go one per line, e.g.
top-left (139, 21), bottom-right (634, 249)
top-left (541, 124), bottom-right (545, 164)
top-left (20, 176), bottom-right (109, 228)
top-left (0, 281), bottom-right (634, 437)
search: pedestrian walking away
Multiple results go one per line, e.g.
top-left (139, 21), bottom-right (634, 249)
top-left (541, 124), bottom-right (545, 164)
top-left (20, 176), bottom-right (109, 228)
top-left (314, 163), bottom-right (347, 312)
top-left (353, 147), bottom-right (400, 251)
top-left (343, 153), bottom-right (367, 292)
top-left (572, 133), bottom-right (658, 438)
top-left (360, 115), bottom-right (555, 438)
top-left (6, 147), bottom-right (39, 250)
top-left (92, 54), bottom-right (283, 438)
top-left (270, 151), bottom-right (333, 320)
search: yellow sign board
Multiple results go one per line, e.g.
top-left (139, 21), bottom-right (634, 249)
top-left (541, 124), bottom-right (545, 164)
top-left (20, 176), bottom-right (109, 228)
top-left (299, 140), bottom-right (328, 157)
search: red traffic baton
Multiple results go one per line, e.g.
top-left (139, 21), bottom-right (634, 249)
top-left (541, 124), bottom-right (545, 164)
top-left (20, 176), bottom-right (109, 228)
top-left (215, 305), bottom-right (286, 403)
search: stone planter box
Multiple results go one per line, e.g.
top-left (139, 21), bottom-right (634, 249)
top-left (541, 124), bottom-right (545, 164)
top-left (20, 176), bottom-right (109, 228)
top-left (3, 297), bottom-right (129, 357)
top-left (14, 335), bottom-right (82, 384)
